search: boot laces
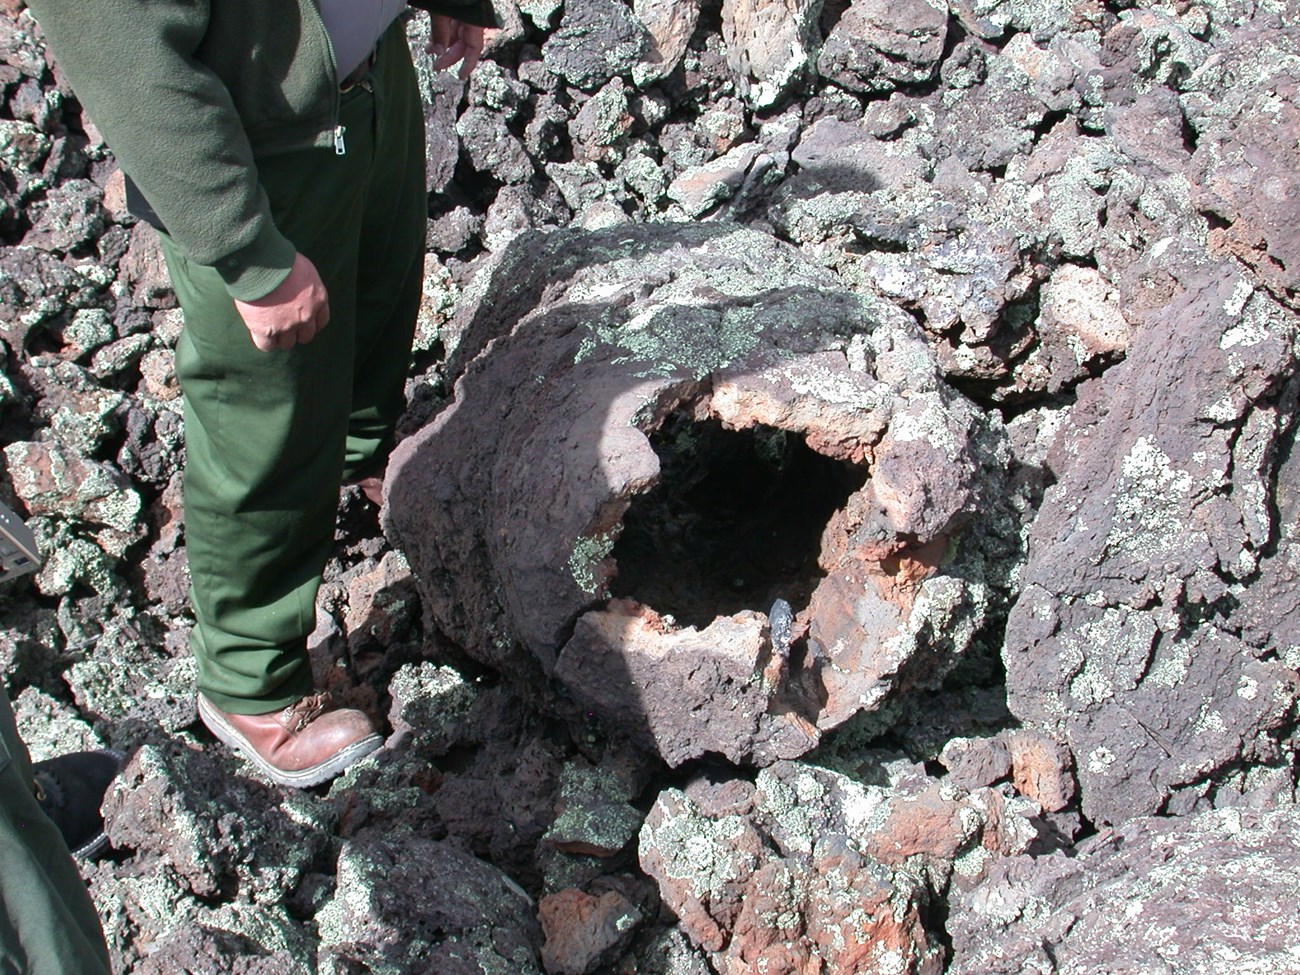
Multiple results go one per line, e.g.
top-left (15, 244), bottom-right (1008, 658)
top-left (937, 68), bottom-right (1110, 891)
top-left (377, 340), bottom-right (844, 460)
top-left (282, 692), bottom-right (332, 733)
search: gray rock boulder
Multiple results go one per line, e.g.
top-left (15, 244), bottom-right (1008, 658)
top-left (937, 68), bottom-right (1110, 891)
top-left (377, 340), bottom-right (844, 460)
top-left (949, 805), bottom-right (1300, 974)
top-left (817, 0), bottom-right (948, 95)
top-left (542, 0), bottom-right (651, 91)
top-left (316, 830), bottom-right (543, 975)
top-left (89, 742), bottom-right (330, 974)
top-left (0, 246), bottom-right (104, 353)
top-left (631, 0), bottom-right (699, 86)
top-left (1003, 261), bottom-right (1300, 826)
top-left (1190, 52), bottom-right (1300, 309)
top-left (639, 760), bottom-right (1040, 974)
top-left (386, 223), bottom-right (1010, 767)
top-left (722, 0), bottom-right (823, 109)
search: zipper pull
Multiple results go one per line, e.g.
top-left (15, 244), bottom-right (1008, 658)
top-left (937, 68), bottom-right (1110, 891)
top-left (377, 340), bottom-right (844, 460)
top-left (333, 125), bottom-right (347, 156)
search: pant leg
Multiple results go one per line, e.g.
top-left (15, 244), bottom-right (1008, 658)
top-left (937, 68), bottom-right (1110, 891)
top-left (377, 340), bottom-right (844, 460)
top-left (0, 689), bottom-right (112, 975)
top-left (167, 28), bottom-right (424, 714)
top-left (344, 23), bottom-right (427, 482)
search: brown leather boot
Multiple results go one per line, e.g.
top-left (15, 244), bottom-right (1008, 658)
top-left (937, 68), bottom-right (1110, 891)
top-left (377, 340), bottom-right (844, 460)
top-left (197, 692), bottom-right (383, 788)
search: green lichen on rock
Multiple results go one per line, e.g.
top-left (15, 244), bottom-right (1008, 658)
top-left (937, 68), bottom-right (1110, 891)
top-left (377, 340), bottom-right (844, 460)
top-left (567, 529), bottom-right (618, 597)
top-left (544, 759), bottom-right (645, 856)
top-left (639, 789), bottom-right (758, 901)
top-left (317, 832), bottom-right (542, 975)
top-left (386, 660), bottom-right (481, 739)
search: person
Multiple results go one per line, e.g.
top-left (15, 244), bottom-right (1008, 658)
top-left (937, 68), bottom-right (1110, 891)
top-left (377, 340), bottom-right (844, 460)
top-left (0, 690), bottom-right (121, 975)
top-left (23, 0), bottom-right (497, 788)
top-left (0, 500), bottom-right (120, 975)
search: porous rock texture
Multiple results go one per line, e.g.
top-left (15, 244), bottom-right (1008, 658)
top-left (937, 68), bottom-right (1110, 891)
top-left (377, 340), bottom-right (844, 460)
top-left (2, 0), bottom-right (1300, 973)
top-left (1004, 259), bottom-right (1300, 827)
top-left (638, 759), bottom-right (1042, 975)
top-left (948, 805), bottom-right (1300, 975)
top-left (385, 221), bottom-right (1009, 769)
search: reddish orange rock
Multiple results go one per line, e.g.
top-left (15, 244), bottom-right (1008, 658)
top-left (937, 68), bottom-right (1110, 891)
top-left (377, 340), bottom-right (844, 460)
top-left (539, 888), bottom-right (642, 975)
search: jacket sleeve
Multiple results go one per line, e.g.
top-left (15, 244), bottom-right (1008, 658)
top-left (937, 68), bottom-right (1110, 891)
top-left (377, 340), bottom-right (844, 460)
top-left (408, 0), bottom-right (501, 29)
top-left (25, 0), bottom-right (296, 301)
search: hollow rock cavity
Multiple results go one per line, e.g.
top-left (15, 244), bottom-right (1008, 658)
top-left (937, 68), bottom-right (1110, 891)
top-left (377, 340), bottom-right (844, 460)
top-left (386, 222), bottom-right (1009, 767)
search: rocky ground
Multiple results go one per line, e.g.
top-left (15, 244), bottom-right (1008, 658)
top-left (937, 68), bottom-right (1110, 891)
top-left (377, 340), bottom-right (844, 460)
top-left (2, 0), bottom-right (1300, 972)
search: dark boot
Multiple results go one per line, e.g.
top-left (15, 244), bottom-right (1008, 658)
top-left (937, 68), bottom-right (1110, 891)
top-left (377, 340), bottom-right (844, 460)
top-left (33, 748), bottom-right (127, 860)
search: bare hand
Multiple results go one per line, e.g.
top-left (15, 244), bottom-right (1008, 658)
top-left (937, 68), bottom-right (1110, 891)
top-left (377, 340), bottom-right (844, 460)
top-left (427, 15), bottom-right (486, 79)
top-left (233, 252), bottom-right (329, 351)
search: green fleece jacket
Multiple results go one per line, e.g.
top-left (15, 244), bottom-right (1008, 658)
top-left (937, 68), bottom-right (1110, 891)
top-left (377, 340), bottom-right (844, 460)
top-left (26, 0), bottom-right (495, 301)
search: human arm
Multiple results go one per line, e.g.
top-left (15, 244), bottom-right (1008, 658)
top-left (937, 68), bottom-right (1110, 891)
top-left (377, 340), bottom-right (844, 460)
top-left (408, 0), bottom-right (499, 78)
top-left (25, 0), bottom-right (296, 304)
top-left (407, 0), bottom-right (498, 29)
top-left (233, 253), bottom-right (330, 351)
top-left (427, 15), bottom-right (487, 78)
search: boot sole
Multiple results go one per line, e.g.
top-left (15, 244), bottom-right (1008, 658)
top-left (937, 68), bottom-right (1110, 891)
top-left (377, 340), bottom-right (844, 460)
top-left (197, 695), bottom-right (383, 789)
top-left (64, 748), bottom-right (127, 861)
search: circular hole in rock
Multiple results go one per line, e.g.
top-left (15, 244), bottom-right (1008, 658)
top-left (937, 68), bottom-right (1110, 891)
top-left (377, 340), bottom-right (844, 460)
top-left (610, 410), bottom-right (869, 629)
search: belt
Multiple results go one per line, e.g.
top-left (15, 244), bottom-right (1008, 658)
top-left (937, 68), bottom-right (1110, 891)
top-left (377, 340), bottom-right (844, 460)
top-left (339, 48), bottom-right (378, 92)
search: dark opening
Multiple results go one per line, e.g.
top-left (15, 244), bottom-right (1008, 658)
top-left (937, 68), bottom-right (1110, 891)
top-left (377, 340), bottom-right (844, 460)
top-left (609, 412), bottom-right (870, 628)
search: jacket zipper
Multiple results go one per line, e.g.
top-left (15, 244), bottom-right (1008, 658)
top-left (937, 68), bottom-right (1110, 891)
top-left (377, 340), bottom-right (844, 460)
top-left (309, 0), bottom-right (347, 155)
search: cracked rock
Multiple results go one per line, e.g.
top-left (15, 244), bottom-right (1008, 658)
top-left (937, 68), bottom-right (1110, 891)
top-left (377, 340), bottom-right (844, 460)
top-left (948, 806), bottom-right (1300, 975)
top-left (386, 222), bottom-right (1008, 767)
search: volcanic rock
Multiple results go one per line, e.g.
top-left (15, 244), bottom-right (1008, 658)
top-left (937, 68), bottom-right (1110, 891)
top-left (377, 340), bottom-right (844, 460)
top-left (721, 0), bottom-right (822, 109)
top-left (4, 3), bottom-right (1300, 974)
top-left (631, 0), bottom-right (699, 86)
top-left (1003, 262), bottom-right (1300, 826)
top-left (539, 887), bottom-right (643, 975)
top-left (315, 829), bottom-right (544, 975)
top-left (542, 0), bottom-right (650, 91)
top-left (817, 0), bottom-right (948, 95)
top-left (386, 222), bottom-right (1009, 767)
top-left (639, 760), bottom-right (1040, 974)
top-left (948, 805), bottom-right (1300, 975)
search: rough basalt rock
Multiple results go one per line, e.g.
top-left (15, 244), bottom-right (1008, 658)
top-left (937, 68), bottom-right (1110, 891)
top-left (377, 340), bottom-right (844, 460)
top-left (817, 0), bottom-right (948, 95)
top-left (117, 222), bottom-right (174, 310)
top-left (407, 14), bottom-right (467, 197)
top-left (88, 742), bottom-right (331, 973)
top-left (555, 599), bottom-right (817, 767)
top-left (386, 222), bottom-right (1008, 767)
top-left (23, 176), bottom-right (103, 252)
top-left (102, 741), bottom-right (332, 903)
top-left (939, 735), bottom-right (1012, 793)
top-left (539, 887), bottom-right (643, 975)
top-left (131, 925), bottom-right (305, 975)
top-left (1004, 260), bottom-right (1300, 826)
top-left (11, 684), bottom-right (102, 758)
top-left (0, 245), bottom-right (104, 352)
top-left (381, 663), bottom-right (570, 882)
top-left (638, 760), bottom-right (1040, 975)
top-left (4, 439), bottom-right (140, 533)
top-left (948, 805), bottom-right (1300, 975)
top-left (1006, 730), bottom-right (1076, 814)
top-left (721, 0), bottom-right (824, 109)
top-left (1190, 58), bottom-right (1300, 308)
top-left (541, 0), bottom-right (650, 91)
top-left (543, 758), bottom-right (644, 858)
top-left (631, 0), bottom-right (699, 86)
top-left (457, 62), bottom-right (536, 186)
top-left (315, 829), bottom-right (544, 975)
top-left (665, 142), bottom-right (762, 217)
top-left (5, 3), bottom-right (1300, 974)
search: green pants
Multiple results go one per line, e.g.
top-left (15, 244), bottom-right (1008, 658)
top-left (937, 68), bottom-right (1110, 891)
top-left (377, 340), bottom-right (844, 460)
top-left (160, 26), bottom-right (426, 714)
top-left (0, 689), bottom-right (112, 975)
